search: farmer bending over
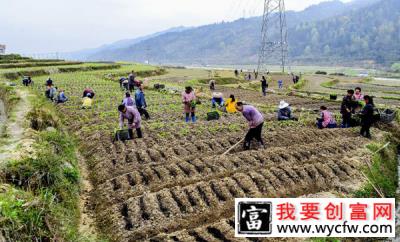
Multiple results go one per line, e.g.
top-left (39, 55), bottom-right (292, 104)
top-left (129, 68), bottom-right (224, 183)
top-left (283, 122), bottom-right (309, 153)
top-left (83, 87), bottom-right (95, 99)
top-left (122, 92), bottom-right (135, 107)
top-left (82, 93), bottom-right (93, 109)
top-left (211, 92), bottom-right (224, 108)
top-left (317, 106), bottom-right (337, 129)
top-left (236, 102), bottom-right (265, 150)
top-left (209, 80), bottom-right (216, 90)
top-left (135, 85), bottom-right (150, 120)
top-left (56, 89), bottom-right (68, 104)
top-left (118, 104), bottom-right (143, 138)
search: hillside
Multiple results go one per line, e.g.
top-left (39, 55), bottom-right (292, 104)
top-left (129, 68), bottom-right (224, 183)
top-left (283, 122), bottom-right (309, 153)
top-left (61, 26), bottom-right (191, 61)
top-left (289, 0), bottom-right (400, 65)
top-left (84, 0), bottom-right (399, 67)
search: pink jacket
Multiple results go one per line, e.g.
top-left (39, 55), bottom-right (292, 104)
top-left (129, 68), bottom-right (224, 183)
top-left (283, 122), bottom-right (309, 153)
top-left (119, 106), bottom-right (141, 129)
top-left (321, 110), bottom-right (335, 128)
top-left (242, 105), bottom-right (264, 128)
top-left (182, 91), bottom-right (196, 103)
top-left (354, 93), bottom-right (364, 101)
top-left (182, 91), bottom-right (196, 113)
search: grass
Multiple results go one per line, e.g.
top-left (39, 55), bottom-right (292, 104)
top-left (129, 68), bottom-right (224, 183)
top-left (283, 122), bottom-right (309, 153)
top-left (292, 77), bottom-right (308, 90)
top-left (0, 61), bottom-right (83, 69)
top-left (382, 91), bottom-right (400, 95)
top-left (381, 96), bottom-right (400, 101)
top-left (360, 77), bottom-right (375, 83)
top-left (0, 95), bottom-right (86, 241)
top-left (0, 63), bottom-right (122, 80)
top-left (354, 139), bottom-right (398, 198)
top-left (1, 129), bottom-right (82, 241)
top-left (320, 79), bottom-right (340, 88)
top-left (27, 99), bottom-right (61, 131)
top-left (197, 77), bottom-right (245, 85)
top-left (0, 83), bottom-right (20, 115)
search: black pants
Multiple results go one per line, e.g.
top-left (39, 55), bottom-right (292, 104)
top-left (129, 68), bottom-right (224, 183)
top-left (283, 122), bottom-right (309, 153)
top-left (360, 123), bottom-right (372, 139)
top-left (128, 128), bottom-right (143, 139)
top-left (244, 122), bottom-right (264, 150)
top-left (138, 107), bottom-right (150, 120)
top-left (342, 114), bottom-right (352, 128)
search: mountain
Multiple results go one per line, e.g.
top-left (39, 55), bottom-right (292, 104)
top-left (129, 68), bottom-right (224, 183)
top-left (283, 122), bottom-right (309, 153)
top-left (288, 0), bottom-right (400, 65)
top-left (61, 26), bottom-right (191, 60)
top-left (81, 0), bottom-right (398, 66)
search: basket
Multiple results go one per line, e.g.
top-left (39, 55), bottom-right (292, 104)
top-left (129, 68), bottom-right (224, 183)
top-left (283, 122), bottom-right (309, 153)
top-left (207, 111), bottom-right (220, 121)
top-left (378, 109), bottom-right (396, 124)
top-left (154, 84), bottom-right (166, 90)
top-left (114, 129), bottom-right (132, 142)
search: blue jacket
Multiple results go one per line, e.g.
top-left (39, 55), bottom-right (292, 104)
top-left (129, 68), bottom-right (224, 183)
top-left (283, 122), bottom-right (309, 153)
top-left (135, 90), bottom-right (146, 108)
top-left (278, 107), bottom-right (292, 120)
top-left (56, 91), bottom-right (68, 103)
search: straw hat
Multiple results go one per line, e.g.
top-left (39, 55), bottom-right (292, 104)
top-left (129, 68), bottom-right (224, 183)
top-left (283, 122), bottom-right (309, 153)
top-left (279, 100), bottom-right (289, 109)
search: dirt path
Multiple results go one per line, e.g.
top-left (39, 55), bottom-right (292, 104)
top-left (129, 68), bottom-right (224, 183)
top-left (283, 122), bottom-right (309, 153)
top-left (0, 89), bottom-right (34, 163)
top-left (0, 86), bottom-right (99, 239)
top-left (76, 151), bottom-right (99, 239)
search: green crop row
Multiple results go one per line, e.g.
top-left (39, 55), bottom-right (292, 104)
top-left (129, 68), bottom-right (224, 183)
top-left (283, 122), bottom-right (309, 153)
top-left (0, 61), bottom-right (83, 69)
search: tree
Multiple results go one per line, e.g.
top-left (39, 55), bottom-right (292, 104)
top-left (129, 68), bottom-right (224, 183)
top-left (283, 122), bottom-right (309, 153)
top-left (391, 63), bottom-right (400, 73)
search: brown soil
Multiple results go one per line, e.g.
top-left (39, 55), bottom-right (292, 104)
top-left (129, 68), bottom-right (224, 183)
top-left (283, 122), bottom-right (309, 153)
top-left (53, 77), bottom-right (378, 241)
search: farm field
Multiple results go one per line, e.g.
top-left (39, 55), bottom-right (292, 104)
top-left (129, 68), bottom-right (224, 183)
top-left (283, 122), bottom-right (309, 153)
top-left (0, 59), bottom-right (399, 241)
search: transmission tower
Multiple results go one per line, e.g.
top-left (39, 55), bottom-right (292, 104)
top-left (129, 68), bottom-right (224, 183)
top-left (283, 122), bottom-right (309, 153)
top-left (257, 0), bottom-right (288, 74)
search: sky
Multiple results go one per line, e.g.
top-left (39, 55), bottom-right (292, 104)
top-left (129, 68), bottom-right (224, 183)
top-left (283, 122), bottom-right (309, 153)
top-left (0, 0), bottom-right (352, 54)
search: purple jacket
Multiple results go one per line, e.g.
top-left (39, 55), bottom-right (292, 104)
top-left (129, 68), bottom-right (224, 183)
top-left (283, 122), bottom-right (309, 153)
top-left (122, 97), bottom-right (135, 107)
top-left (119, 106), bottom-right (141, 129)
top-left (242, 105), bottom-right (264, 128)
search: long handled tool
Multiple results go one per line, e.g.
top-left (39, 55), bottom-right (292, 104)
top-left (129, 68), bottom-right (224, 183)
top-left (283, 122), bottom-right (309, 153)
top-left (222, 138), bottom-right (245, 156)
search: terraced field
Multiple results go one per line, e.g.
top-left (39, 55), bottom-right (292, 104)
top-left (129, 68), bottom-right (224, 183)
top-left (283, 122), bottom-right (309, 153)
top-left (15, 62), bottom-right (381, 241)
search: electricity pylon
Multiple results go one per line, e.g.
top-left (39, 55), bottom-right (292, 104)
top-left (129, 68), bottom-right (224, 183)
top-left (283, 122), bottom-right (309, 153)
top-left (257, 0), bottom-right (288, 74)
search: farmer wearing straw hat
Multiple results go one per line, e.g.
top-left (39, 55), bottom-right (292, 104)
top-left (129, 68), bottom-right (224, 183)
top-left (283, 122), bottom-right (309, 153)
top-left (211, 92), bottom-right (224, 108)
top-left (277, 100), bottom-right (297, 121)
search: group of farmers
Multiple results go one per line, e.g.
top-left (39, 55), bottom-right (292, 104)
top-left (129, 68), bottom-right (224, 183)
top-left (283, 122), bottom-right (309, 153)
top-left (35, 70), bottom-right (377, 150)
top-left (339, 87), bottom-right (375, 139)
top-left (43, 78), bottom-right (68, 104)
top-left (180, 85), bottom-right (265, 150)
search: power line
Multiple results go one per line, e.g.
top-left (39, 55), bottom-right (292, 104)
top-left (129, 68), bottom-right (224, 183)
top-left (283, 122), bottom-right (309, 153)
top-left (257, 0), bottom-right (289, 73)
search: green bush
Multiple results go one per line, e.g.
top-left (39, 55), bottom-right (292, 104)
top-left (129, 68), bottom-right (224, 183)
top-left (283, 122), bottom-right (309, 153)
top-left (5, 130), bottom-right (79, 199)
top-left (27, 100), bottom-right (60, 131)
top-left (321, 79), bottom-right (339, 88)
top-left (361, 77), bottom-right (375, 83)
top-left (197, 77), bottom-right (244, 85)
top-left (391, 62), bottom-right (400, 73)
top-left (0, 84), bottom-right (20, 115)
top-left (293, 78), bottom-right (307, 90)
top-left (329, 73), bottom-right (345, 76)
top-left (1, 130), bottom-right (81, 241)
top-left (0, 61), bottom-right (82, 69)
top-left (0, 185), bottom-right (50, 241)
top-left (355, 142), bottom-right (398, 198)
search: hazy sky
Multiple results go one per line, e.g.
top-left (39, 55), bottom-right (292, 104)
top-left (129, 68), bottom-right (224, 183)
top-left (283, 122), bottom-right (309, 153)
top-left (0, 0), bottom-right (351, 54)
